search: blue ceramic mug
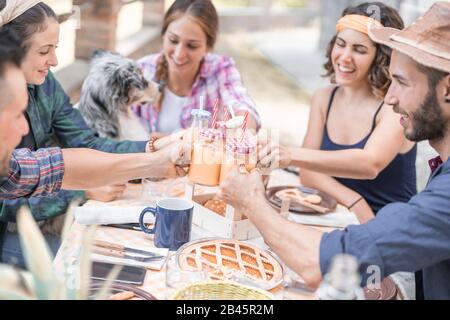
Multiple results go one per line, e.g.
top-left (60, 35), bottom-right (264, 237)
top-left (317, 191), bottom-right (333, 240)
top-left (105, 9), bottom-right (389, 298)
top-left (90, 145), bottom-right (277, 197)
top-left (139, 198), bottom-right (194, 250)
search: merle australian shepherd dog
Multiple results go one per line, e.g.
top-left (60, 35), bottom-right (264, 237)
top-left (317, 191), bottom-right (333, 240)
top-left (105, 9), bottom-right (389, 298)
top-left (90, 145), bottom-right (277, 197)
top-left (77, 51), bottom-right (157, 140)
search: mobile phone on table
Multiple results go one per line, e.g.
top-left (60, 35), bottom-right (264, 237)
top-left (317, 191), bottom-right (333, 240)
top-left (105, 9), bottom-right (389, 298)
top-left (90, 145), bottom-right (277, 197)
top-left (91, 261), bottom-right (147, 285)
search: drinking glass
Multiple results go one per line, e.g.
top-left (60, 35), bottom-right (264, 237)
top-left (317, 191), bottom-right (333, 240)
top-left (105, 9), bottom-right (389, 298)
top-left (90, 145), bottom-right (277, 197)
top-left (141, 177), bottom-right (174, 202)
top-left (165, 252), bottom-right (208, 290)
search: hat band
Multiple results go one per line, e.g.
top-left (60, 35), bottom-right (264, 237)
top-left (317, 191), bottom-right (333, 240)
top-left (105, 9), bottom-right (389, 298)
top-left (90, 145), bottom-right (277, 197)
top-left (336, 14), bottom-right (383, 35)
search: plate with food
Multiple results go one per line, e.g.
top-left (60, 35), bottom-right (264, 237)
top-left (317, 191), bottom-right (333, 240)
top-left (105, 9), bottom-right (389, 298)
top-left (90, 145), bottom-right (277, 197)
top-left (88, 281), bottom-right (157, 300)
top-left (363, 276), bottom-right (398, 300)
top-left (175, 238), bottom-right (284, 290)
top-left (266, 186), bottom-right (337, 214)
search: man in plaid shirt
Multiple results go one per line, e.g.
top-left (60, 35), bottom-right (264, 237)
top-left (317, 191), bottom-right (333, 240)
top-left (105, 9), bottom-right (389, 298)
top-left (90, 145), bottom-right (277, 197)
top-left (0, 69), bottom-right (152, 226)
top-left (1, 148), bottom-right (65, 200)
top-left (0, 28), bottom-right (190, 267)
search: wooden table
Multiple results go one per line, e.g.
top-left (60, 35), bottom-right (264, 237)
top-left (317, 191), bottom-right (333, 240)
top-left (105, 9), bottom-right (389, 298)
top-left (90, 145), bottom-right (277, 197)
top-left (53, 172), bottom-right (349, 300)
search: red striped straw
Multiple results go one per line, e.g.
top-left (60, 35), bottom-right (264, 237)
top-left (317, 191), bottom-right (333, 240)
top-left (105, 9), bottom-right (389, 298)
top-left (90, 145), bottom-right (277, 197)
top-left (223, 105), bottom-right (231, 121)
top-left (240, 111), bottom-right (249, 142)
top-left (211, 98), bottom-right (220, 128)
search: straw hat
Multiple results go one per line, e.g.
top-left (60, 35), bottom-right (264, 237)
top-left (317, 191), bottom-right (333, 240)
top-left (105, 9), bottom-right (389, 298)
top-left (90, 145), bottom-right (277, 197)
top-left (368, 1), bottom-right (450, 73)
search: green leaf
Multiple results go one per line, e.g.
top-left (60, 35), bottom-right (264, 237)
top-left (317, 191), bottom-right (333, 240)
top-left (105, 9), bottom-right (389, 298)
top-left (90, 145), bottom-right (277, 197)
top-left (77, 226), bottom-right (97, 300)
top-left (0, 288), bottom-right (34, 300)
top-left (0, 265), bottom-right (34, 300)
top-left (93, 264), bottom-right (122, 300)
top-left (2, 204), bottom-right (121, 300)
top-left (17, 207), bottom-right (57, 300)
top-left (61, 201), bottom-right (78, 242)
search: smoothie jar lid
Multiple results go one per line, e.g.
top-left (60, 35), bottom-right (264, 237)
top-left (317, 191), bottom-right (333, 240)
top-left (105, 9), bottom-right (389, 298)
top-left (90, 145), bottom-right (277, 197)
top-left (216, 121), bottom-right (227, 129)
top-left (225, 137), bottom-right (256, 154)
top-left (191, 109), bottom-right (211, 119)
top-left (199, 128), bottom-right (225, 140)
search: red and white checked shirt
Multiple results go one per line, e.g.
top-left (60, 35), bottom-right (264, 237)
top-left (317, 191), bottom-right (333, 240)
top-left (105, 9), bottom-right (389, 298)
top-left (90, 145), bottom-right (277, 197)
top-left (131, 53), bottom-right (261, 133)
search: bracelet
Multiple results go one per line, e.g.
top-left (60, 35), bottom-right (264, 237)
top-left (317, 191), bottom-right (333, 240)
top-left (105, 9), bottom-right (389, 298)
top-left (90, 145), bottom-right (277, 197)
top-left (348, 196), bottom-right (363, 209)
top-left (146, 136), bottom-right (158, 153)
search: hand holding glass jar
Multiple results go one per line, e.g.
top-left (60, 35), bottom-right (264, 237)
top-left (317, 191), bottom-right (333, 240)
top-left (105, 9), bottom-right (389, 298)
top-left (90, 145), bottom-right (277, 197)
top-left (219, 136), bottom-right (257, 184)
top-left (188, 129), bottom-right (225, 186)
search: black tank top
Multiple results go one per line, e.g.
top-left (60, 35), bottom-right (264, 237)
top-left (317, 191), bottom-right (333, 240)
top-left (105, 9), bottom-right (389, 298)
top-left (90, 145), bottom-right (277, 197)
top-left (320, 87), bottom-right (417, 213)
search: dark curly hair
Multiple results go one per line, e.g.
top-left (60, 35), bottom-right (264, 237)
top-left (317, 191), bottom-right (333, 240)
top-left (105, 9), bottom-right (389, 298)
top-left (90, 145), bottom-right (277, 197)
top-left (323, 2), bottom-right (404, 99)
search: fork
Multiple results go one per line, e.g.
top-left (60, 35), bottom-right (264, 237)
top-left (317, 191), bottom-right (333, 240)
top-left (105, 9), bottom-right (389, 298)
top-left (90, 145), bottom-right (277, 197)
top-left (93, 246), bottom-right (164, 263)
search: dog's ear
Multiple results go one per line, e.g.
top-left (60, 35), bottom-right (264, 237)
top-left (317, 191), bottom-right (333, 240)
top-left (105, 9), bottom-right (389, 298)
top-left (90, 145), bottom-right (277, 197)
top-left (112, 67), bottom-right (126, 85)
top-left (110, 67), bottom-right (130, 102)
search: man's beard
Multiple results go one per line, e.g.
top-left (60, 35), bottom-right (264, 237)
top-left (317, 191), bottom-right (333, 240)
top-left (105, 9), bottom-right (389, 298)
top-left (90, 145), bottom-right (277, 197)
top-left (405, 89), bottom-right (448, 142)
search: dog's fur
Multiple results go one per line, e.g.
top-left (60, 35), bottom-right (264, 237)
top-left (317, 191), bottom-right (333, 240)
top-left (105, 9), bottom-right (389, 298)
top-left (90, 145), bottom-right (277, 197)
top-left (77, 51), bottom-right (155, 140)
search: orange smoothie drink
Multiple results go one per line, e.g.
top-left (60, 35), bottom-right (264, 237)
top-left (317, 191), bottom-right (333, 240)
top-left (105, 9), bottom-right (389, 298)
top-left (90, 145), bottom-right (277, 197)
top-left (219, 136), bottom-right (257, 184)
top-left (188, 129), bottom-right (225, 186)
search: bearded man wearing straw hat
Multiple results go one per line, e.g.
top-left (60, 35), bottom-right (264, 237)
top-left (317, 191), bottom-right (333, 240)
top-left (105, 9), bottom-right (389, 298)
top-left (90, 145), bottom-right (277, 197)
top-left (219, 2), bottom-right (450, 299)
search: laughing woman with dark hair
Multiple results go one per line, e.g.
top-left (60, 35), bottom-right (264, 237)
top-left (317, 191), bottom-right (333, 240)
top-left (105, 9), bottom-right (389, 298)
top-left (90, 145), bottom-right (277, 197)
top-left (259, 2), bottom-right (417, 223)
top-left (0, 1), bottom-right (156, 268)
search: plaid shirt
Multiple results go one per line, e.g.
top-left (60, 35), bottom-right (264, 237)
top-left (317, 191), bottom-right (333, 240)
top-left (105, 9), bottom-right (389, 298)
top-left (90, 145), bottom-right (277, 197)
top-left (0, 148), bottom-right (64, 200)
top-left (131, 53), bottom-right (261, 132)
top-left (1, 71), bottom-right (147, 232)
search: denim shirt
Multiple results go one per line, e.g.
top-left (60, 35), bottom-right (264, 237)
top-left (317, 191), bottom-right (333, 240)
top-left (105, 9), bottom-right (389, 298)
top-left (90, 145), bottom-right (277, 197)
top-left (320, 158), bottom-right (450, 299)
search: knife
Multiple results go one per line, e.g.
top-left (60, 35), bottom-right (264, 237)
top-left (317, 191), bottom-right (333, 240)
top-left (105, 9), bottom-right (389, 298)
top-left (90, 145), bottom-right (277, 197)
top-left (93, 247), bottom-right (164, 262)
top-left (103, 223), bottom-right (141, 231)
top-left (94, 240), bottom-right (164, 258)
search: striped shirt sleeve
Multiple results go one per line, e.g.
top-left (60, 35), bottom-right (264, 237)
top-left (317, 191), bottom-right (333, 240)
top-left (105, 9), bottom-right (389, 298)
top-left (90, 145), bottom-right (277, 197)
top-left (0, 148), bottom-right (65, 200)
